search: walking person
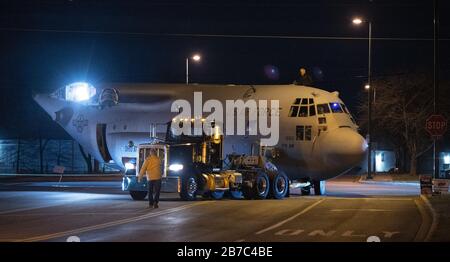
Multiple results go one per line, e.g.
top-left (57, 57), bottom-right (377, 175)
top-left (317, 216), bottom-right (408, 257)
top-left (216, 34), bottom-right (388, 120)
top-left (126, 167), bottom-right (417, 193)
top-left (137, 149), bottom-right (162, 208)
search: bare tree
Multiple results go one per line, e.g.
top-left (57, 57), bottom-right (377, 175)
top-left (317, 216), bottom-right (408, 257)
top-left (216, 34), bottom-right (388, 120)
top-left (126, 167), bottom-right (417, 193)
top-left (358, 72), bottom-right (433, 175)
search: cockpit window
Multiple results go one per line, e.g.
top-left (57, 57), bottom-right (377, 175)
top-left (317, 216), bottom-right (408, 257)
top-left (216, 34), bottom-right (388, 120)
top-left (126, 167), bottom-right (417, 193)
top-left (299, 106), bottom-right (308, 117)
top-left (289, 106), bottom-right (299, 117)
top-left (340, 103), bottom-right (350, 114)
top-left (309, 105), bottom-right (316, 116)
top-left (290, 98), bottom-right (315, 117)
top-left (317, 103), bottom-right (330, 114)
top-left (329, 102), bottom-right (343, 113)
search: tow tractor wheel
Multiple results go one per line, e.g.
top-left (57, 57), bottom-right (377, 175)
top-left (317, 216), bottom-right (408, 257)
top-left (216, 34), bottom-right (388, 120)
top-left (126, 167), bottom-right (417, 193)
top-left (313, 180), bottom-right (326, 195)
top-left (271, 173), bottom-right (289, 199)
top-left (253, 171), bottom-right (270, 200)
top-left (180, 174), bottom-right (198, 201)
top-left (210, 190), bottom-right (225, 200)
top-left (129, 190), bottom-right (148, 200)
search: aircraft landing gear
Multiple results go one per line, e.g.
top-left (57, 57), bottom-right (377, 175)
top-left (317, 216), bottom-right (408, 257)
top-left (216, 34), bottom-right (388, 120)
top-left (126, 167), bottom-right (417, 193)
top-left (313, 180), bottom-right (326, 195)
top-left (301, 187), bottom-right (311, 195)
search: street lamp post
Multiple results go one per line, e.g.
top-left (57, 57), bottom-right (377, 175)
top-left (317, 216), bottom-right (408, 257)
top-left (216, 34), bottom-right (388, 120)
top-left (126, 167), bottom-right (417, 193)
top-left (354, 17), bottom-right (373, 180)
top-left (186, 54), bottom-right (201, 84)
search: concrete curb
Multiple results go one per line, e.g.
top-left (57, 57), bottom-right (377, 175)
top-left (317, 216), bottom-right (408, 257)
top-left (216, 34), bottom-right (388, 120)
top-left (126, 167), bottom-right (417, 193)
top-left (420, 194), bottom-right (439, 242)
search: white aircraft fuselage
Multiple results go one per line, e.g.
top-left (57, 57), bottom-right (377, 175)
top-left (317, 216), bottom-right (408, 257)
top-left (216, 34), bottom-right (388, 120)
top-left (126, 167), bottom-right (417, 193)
top-left (34, 83), bottom-right (367, 181)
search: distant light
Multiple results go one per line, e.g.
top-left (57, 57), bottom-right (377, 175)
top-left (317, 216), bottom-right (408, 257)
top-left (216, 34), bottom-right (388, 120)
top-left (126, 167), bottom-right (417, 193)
top-left (65, 82), bottom-right (96, 102)
top-left (444, 154), bottom-right (450, 165)
top-left (125, 162), bottom-right (135, 170)
top-left (365, 84), bottom-right (370, 90)
top-left (192, 54), bottom-right (201, 61)
top-left (375, 152), bottom-right (384, 172)
top-left (331, 103), bottom-right (339, 108)
top-left (353, 18), bottom-right (363, 25)
top-left (169, 163), bottom-right (184, 172)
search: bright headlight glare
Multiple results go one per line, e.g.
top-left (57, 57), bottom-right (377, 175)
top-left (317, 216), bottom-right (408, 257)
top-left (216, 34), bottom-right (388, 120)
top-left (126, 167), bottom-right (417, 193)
top-left (169, 163), bottom-right (183, 172)
top-left (65, 82), bottom-right (96, 102)
top-left (125, 162), bottom-right (135, 170)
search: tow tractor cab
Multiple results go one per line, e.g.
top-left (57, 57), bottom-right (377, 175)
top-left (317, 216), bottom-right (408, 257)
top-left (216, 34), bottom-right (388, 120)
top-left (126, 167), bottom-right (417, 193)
top-left (122, 124), bottom-right (290, 201)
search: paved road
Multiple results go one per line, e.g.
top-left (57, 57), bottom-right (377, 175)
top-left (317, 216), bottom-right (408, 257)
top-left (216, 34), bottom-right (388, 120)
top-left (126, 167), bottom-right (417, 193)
top-left (0, 180), bottom-right (433, 242)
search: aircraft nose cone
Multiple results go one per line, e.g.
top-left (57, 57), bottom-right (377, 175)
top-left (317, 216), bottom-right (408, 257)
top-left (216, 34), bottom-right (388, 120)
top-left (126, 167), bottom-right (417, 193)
top-left (322, 127), bottom-right (367, 169)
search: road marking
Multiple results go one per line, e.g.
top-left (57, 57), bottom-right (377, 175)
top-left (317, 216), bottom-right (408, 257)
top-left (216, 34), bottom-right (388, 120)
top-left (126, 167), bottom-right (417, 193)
top-left (419, 195), bottom-right (438, 242)
top-left (308, 230), bottom-right (336, 237)
top-left (382, 231), bottom-right (399, 238)
top-left (414, 198), bottom-right (432, 242)
top-left (271, 229), bottom-right (401, 239)
top-left (0, 203), bottom-right (72, 215)
top-left (330, 209), bottom-right (392, 212)
top-left (341, 230), bottom-right (366, 237)
top-left (275, 229), bottom-right (305, 236)
top-left (255, 199), bottom-right (325, 235)
top-left (16, 201), bottom-right (211, 242)
top-left (298, 196), bottom-right (414, 201)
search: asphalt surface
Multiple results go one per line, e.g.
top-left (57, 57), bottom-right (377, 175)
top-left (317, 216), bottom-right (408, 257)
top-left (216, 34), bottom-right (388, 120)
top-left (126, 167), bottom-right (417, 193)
top-left (0, 179), bottom-right (435, 242)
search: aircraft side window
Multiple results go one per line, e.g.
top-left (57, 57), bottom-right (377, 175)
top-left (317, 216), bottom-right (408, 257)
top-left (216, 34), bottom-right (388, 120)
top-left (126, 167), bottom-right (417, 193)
top-left (340, 103), bottom-right (350, 114)
top-left (298, 106), bottom-right (308, 117)
top-left (309, 98), bottom-right (314, 104)
top-left (317, 103), bottom-right (330, 114)
top-left (309, 105), bottom-right (316, 116)
top-left (301, 98), bottom-right (308, 105)
top-left (305, 126), bottom-right (312, 141)
top-left (296, 126), bottom-right (304, 141)
top-left (294, 98), bottom-right (301, 105)
top-left (289, 106), bottom-right (299, 117)
top-left (329, 102), bottom-right (344, 113)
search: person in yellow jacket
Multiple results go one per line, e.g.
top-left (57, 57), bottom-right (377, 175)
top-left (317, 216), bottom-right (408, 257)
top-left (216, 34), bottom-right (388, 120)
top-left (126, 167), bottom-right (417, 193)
top-left (138, 149), bottom-right (162, 208)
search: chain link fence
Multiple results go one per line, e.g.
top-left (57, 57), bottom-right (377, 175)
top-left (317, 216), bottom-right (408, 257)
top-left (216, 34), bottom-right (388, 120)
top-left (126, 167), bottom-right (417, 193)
top-left (0, 139), bottom-right (119, 174)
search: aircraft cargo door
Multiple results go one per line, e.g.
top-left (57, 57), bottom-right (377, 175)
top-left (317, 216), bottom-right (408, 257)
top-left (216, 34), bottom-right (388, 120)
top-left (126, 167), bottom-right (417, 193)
top-left (96, 123), bottom-right (113, 162)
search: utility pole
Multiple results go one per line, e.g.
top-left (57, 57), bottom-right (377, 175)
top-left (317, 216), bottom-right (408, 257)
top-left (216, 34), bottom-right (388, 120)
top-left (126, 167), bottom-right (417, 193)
top-left (433, 0), bottom-right (440, 179)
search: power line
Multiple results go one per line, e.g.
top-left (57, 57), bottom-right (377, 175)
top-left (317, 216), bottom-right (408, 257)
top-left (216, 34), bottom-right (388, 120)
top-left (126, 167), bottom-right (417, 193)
top-left (1, 27), bottom-right (448, 41)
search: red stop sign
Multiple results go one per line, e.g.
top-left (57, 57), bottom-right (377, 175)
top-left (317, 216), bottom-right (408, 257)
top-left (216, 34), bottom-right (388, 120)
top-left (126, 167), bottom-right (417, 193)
top-left (425, 114), bottom-right (447, 137)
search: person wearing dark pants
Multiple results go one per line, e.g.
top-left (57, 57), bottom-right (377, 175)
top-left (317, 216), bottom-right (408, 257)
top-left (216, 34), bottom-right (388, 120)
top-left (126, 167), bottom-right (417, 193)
top-left (147, 179), bottom-right (161, 208)
top-left (138, 149), bottom-right (162, 208)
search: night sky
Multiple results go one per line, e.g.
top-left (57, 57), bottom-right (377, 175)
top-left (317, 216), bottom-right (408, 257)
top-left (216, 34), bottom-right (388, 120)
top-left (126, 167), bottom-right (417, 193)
top-left (1, 0), bottom-right (449, 138)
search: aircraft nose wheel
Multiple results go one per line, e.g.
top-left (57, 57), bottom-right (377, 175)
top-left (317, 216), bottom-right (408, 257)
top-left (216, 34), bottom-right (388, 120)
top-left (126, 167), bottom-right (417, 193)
top-left (313, 180), bottom-right (326, 195)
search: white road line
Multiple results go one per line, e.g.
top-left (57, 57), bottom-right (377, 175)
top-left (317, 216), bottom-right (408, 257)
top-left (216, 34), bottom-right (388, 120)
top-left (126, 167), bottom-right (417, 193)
top-left (302, 196), bottom-right (414, 201)
top-left (420, 195), bottom-right (439, 242)
top-left (255, 199), bottom-right (325, 235)
top-left (0, 204), bottom-right (71, 215)
top-left (16, 201), bottom-right (211, 242)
